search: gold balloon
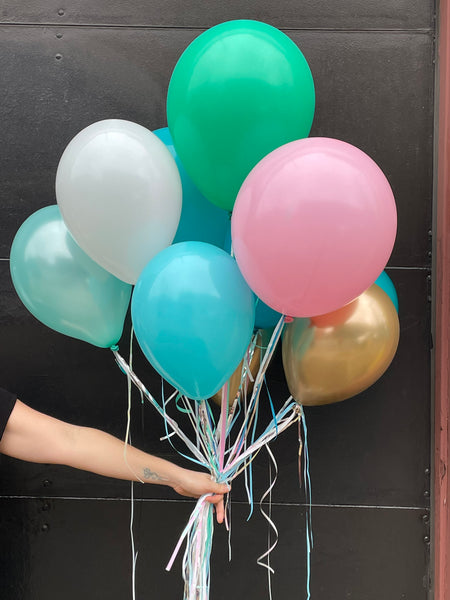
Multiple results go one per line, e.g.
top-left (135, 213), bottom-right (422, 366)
top-left (211, 333), bottom-right (262, 407)
top-left (282, 285), bottom-right (400, 406)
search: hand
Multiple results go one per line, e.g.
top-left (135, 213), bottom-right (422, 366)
top-left (171, 469), bottom-right (230, 523)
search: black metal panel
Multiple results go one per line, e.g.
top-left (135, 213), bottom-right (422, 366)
top-left (0, 264), bottom-right (431, 508)
top-left (0, 28), bottom-right (433, 266)
top-left (0, 0), bottom-right (433, 30)
top-left (0, 497), bottom-right (430, 600)
top-left (306, 33), bottom-right (434, 269)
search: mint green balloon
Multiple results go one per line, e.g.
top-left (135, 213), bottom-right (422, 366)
top-left (10, 206), bottom-right (132, 348)
top-left (167, 20), bottom-right (315, 211)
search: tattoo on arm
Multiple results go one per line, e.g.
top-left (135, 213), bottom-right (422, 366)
top-left (142, 467), bottom-right (167, 482)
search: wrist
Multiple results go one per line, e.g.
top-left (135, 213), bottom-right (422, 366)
top-left (166, 464), bottom-right (188, 490)
top-left (139, 456), bottom-right (185, 488)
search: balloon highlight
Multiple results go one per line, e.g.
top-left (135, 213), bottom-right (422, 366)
top-left (10, 206), bottom-right (132, 348)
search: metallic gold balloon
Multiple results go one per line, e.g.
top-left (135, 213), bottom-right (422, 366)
top-left (282, 285), bottom-right (400, 406)
top-left (211, 333), bottom-right (262, 407)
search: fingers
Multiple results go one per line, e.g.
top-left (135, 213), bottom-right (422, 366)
top-left (205, 483), bottom-right (230, 524)
top-left (204, 482), bottom-right (230, 505)
top-left (205, 493), bottom-right (223, 505)
top-left (214, 499), bottom-right (225, 524)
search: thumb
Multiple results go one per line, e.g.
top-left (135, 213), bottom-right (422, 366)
top-left (204, 482), bottom-right (231, 505)
top-left (212, 482), bottom-right (230, 495)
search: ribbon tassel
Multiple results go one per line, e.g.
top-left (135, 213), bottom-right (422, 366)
top-left (112, 316), bottom-right (307, 600)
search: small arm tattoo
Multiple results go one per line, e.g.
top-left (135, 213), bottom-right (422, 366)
top-left (142, 467), bottom-right (166, 482)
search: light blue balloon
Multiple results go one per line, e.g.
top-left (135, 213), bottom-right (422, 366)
top-left (132, 241), bottom-right (255, 400)
top-left (10, 205), bottom-right (132, 348)
top-left (154, 127), bottom-right (230, 247)
top-left (375, 271), bottom-right (399, 312)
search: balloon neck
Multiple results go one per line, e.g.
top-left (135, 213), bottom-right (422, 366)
top-left (284, 315), bottom-right (294, 323)
top-left (110, 344), bottom-right (119, 352)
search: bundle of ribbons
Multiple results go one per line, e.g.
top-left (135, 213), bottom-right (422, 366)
top-left (113, 316), bottom-right (310, 600)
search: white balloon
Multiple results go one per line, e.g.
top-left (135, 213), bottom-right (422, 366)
top-left (56, 119), bottom-right (182, 284)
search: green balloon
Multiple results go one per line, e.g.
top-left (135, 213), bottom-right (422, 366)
top-left (167, 20), bottom-right (315, 211)
top-left (10, 205), bottom-right (132, 348)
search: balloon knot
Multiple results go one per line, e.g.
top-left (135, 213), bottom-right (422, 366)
top-left (110, 344), bottom-right (119, 352)
top-left (284, 316), bottom-right (294, 323)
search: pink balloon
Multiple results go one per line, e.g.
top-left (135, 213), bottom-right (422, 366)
top-left (231, 137), bottom-right (397, 317)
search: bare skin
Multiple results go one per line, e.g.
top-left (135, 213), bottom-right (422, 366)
top-left (0, 400), bottom-right (229, 522)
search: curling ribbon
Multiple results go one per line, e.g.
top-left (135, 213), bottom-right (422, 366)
top-left (257, 444), bottom-right (279, 600)
top-left (166, 495), bottom-right (211, 572)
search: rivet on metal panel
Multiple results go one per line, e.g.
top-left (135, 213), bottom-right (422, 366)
top-left (55, 54), bottom-right (62, 61)
top-left (58, 8), bottom-right (65, 16)
top-left (42, 479), bottom-right (52, 487)
top-left (424, 490), bottom-right (430, 497)
top-left (56, 33), bottom-right (63, 39)
top-left (41, 524), bottom-right (49, 532)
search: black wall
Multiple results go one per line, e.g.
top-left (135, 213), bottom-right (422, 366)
top-left (0, 2), bottom-right (434, 599)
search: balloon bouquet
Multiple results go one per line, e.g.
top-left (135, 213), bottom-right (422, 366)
top-left (9, 19), bottom-right (399, 600)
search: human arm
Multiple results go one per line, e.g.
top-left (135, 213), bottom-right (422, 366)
top-left (0, 400), bottom-right (229, 522)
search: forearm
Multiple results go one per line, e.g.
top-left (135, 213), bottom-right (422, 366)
top-left (0, 400), bottom-right (229, 514)
top-left (53, 425), bottom-right (228, 521)
top-left (0, 400), bottom-right (184, 488)
top-left (63, 424), bottom-right (185, 488)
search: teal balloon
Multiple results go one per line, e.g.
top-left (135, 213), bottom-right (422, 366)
top-left (131, 241), bottom-right (255, 400)
top-left (375, 271), bottom-right (399, 312)
top-left (223, 227), bottom-right (281, 329)
top-left (10, 205), bottom-right (132, 348)
top-left (255, 298), bottom-right (282, 329)
top-left (154, 127), bottom-right (230, 247)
